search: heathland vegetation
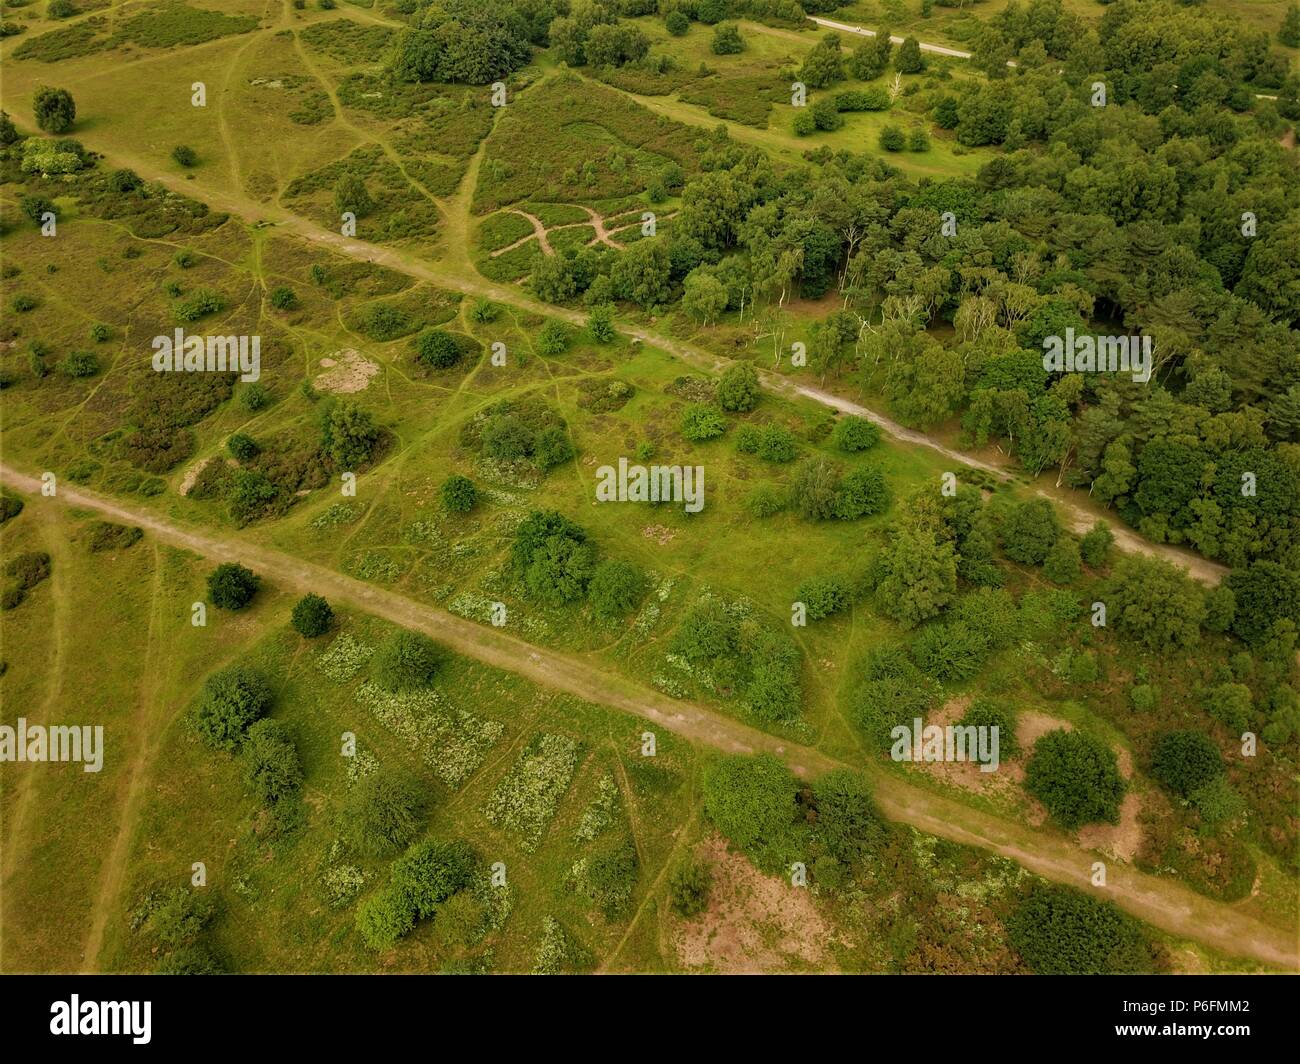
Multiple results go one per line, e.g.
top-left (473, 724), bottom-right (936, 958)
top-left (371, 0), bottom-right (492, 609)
top-left (0, 0), bottom-right (1296, 976)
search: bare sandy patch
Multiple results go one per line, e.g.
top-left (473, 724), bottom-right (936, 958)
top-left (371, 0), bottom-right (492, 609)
top-left (642, 525), bottom-right (677, 545)
top-left (907, 697), bottom-right (1022, 801)
top-left (314, 349), bottom-right (378, 394)
top-left (1077, 790), bottom-right (1144, 863)
top-left (1016, 710), bottom-right (1071, 752)
top-left (674, 835), bottom-right (837, 974)
top-left (178, 457), bottom-right (212, 497)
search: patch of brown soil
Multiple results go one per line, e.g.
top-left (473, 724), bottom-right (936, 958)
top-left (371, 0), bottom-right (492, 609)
top-left (1077, 790), bottom-right (1144, 863)
top-left (674, 835), bottom-right (836, 973)
top-left (1016, 710), bottom-right (1072, 755)
top-left (642, 524), bottom-right (677, 545)
top-left (907, 698), bottom-right (1021, 801)
top-left (178, 457), bottom-right (212, 497)
top-left (314, 349), bottom-right (378, 394)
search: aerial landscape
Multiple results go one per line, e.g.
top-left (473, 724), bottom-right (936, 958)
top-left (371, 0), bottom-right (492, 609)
top-left (0, 0), bottom-right (1298, 989)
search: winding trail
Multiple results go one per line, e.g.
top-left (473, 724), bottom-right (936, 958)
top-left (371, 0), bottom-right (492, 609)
top-left (0, 463), bottom-right (1291, 969)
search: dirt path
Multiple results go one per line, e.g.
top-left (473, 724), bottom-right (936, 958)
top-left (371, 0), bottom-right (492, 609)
top-left (579, 205), bottom-right (624, 251)
top-left (807, 17), bottom-right (976, 59)
top-left (494, 209), bottom-right (553, 256)
top-left (2, 464), bottom-right (1292, 969)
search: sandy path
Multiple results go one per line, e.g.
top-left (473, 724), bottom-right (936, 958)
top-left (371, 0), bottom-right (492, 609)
top-left (492, 209), bottom-right (553, 257)
top-left (2, 464), bottom-right (1292, 969)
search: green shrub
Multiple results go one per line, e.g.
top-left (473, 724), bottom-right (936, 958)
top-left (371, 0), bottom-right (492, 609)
top-left (702, 753), bottom-right (800, 873)
top-left (833, 466), bottom-right (890, 519)
top-left (1128, 683), bottom-right (1159, 712)
top-left (290, 593), bottom-right (333, 637)
top-left (192, 664), bottom-right (272, 750)
top-left (571, 834), bottom-right (639, 919)
top-left (710, 23), bottom-right (743, 54)
top-left (207, 562), bottom-right (260, 610)
top-left (414, 328), bottom-right (463, 370)
top-left (59, 350), bottom-right (99, 378)
top-left (1008, 884), bottom-right (1162, 974)
top-left (441, 473), bottom-right (477, 513)
top-left (536, 319), bottom-right (570, 356)
top-left (910, 620), bottom-right (990, 682)
top-left (745, 484), bottom-right (786, 517)
top-left (1204, 682), bottom-right (1252, 733)
top-left (668, 858), bottom-right (711, 916)
top-left (227, 432), bottom-right (260, 462)
top-left (1189, 776), bottom-right (1245, 827)
top-left (390, 839), bottom-right (477, 918)
top-left (1079, 521), bottom-right (1113, 568)
top-left (716, 362), bottom-right (760, 412)
top-left (533, 425), bottom-right (574, 471)
top-left (372, 629), bottom-right (442, 692)
top-left (1024, 730), bottom-right (1124, 830)
top-left (1001, 499), bottom-right (1060, 565)
top-left (355, 886), bottom-right (416, 950)
top-left (831, 416), bottom-right (880, 452)
top-left (588, 559), bottom-right (645, 619)
top-left (680, 402), bottom-right (726, 441)
top-left (1202, 585), bottom-right (1236, 634)
top-left (481, 413), bottom-right (535, 459)
top-left (1043, 536), bottom-right (1082, 584)
top-left (33, 86), bottom-right (75, 134)
top-left (240, 382), bottom-right (270, 412)
top-left (87, 521), bottom-right (142, 553)
top-left (1150, 730), bottom-right (1223, 797)
top-left (958, 698), bottom-right (1019, 759)
top-left (243, 719), bottom-right (303, 805)
top-left (878, 125), bottom-right (906, 151)
top-left (587, 303), bottom-right (616, 343)
top-left (812, 769), bottom-right (884, 863)
top-left (5, 551), bottom-right (51, 590)
top-left (341, 771), bottom-right (424, 857)
top-left (796, 575), bottom-right (847, 620)
top-left (334, 172), bottom-right (374, 218)
top-left (469, 298), bottom-right (499, 323)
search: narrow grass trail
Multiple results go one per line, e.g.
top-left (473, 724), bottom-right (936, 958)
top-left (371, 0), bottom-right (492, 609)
top-left (77, 549), bottom-right (167, 974)
top-left (1, 464), bottom-right (1292, 970)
